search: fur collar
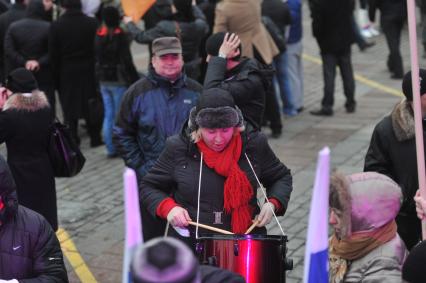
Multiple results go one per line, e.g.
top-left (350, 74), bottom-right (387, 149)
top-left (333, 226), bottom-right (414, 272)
top-left (330, 172), bottom-right (352, 239)
top-left (391, 99), bottom-right (415, 142)
top-left (3, 90), bottom-right (49, 112)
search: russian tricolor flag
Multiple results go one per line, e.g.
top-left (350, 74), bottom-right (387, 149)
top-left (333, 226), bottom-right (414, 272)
top-left (122, 168), bottom-right (143, 283)
top-left (303, 147), bottom-right (330, 283)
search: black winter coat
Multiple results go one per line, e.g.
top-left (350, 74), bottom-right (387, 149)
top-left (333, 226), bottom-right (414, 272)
top-left (0, 91), bottom-right (56, 231)
top-left (49, 9), bottom-right (98, 120)
top-left (0, 125), bottom-right (66, 282)
top-left (368, 0), bottom-right (406, 23)
top-left (4, 0), bottom-right (52, 85)
top-left (364, 101), bottom-right (423, 249)
top-left (261, 0), bottom-right (292, 35)
top-left (0, 3), bottom-right (26, 81)
top-left (310, 0), bottom-right (355, 55)
top-left (0, 206), bottom-right (68, 281)
top-left (95, 26), bottom-right (139, 86)
top-left (203, 57), bottom-right (272, 129)
top-left (140, 124), bottom-right (292, 237)
top-left (126, 6), bottom-right (208, 64)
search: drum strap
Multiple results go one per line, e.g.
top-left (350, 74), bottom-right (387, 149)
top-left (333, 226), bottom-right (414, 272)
top-left (245, 153), bottom-right (286, 236)
top-left (195, 152), bottom-right (204, 239)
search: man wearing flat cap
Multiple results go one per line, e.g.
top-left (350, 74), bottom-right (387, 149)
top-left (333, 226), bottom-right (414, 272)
top-left (114, 36), bottom-right (201, 241)
top-left (364, 69), bottom-right (426, 250)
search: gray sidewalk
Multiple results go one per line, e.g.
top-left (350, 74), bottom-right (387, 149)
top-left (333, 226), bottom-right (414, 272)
top-left (57, 4), bottom-right (421, 282)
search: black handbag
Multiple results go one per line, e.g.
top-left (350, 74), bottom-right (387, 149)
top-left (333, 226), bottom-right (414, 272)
top-left (48, 119), bottom-right (86, 177)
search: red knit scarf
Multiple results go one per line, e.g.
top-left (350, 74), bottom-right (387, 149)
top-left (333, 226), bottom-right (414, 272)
top-left (196, 133), bottom-right (253, 234)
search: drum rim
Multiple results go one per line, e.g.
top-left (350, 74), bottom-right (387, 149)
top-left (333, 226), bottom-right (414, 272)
top-left (197, 234), bottom-right (287, 241)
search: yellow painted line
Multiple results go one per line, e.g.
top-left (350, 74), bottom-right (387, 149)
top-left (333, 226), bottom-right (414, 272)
top-left (302, 53), bottom-right (403, 98)
top-left (56, 228), bottom-right (98, 283)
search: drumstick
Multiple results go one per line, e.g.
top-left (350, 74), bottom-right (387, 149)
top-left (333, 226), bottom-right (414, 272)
top-left (188, 221), bottom-right (234, 235)
top-left (245, 219), bottom-right (260, 234)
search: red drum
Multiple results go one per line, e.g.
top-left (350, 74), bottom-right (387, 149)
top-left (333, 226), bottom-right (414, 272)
top-left (196, 234), bottom-right (292, 283)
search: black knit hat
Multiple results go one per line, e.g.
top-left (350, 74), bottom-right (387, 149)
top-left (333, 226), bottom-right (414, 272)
top-left (205, 32), bottom-right (242, 58)
top-left (131, 237), bottom-right (200, 283)
top-left (6, 68), bottom-right (38, 93)
top-left (402, 69), bottom-right (426, 101)
top-left (102, 6), bottom-right (120, 28)
top-left (402, 240), bottom-right (426, 283)
top-left (188, 88), bottom-right (244, 132)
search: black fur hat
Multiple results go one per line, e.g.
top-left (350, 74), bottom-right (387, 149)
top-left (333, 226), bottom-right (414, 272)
top-left (6, 68), bottom-right (38, 94)
top-left (402, 69), bottom-right (426, 101)
top-left (188, 88), bottom-right (244, 132)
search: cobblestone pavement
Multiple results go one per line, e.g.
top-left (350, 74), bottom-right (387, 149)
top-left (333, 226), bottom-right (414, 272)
top-left (55, 4), bottom-right (423, 283)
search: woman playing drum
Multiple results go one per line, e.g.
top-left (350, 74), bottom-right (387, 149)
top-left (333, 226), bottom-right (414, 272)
top-left (140, 88), bottom-right (293, 243)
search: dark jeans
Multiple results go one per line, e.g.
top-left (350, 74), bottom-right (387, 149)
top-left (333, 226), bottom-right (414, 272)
top-left (381, 16), bottom-right (404, 76)
top-left (321, 52), bottom-right (355, 110)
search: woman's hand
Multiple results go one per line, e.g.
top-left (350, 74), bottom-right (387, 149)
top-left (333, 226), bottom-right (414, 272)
top-left (415, 189), bottom-right (426, 220)
top-left (167, 207), bottom-right (192, 227)
top-left (256, 202), bottom-right (275, 227)
top-left (218, 33), bottom-right (241, 59)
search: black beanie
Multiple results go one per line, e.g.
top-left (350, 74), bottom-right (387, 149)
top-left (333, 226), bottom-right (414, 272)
top-left (131, 237), bottom-right (200, 283)
top-left (205, 32), bottom-right (226, 56)
top-left (188, 88), bottom-right (244, 131)
top-left (102, 6), bottom-right (120, 28)
top-left (6, 68), bottom-right (38, 93)
top-left (402, 69), bottom-right (426, 101)
top-left (402, 240), bottom-right (426, 283)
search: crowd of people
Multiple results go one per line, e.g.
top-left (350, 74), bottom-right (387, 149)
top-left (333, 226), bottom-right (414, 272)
top-left (1, 0), bottom-right (426, 282)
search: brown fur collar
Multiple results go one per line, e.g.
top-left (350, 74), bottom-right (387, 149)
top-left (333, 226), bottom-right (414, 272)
top-left (391, 99), bottom-right (415, 142)
top-left (330, 172), bottom-right (352, 239)
top-left (3, 90), bottom-right (49, 112)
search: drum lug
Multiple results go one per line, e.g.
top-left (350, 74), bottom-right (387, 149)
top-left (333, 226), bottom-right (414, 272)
top-left (233, 240), bottom-right (239, 256)
top-left (195, 242), bottom-right (203, 255)
top-left (284, 258), bottom-right (293, 271)
top-left (207, 256), bottom-right (217, 266)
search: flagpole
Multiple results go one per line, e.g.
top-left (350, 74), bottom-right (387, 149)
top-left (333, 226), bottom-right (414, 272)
top-left (406, 0), bottom-right (426, 239)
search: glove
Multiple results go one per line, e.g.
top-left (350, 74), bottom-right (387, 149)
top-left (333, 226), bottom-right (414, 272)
top-left (256, 202), bottom-right (275, 227)
top-left (415, 189), bottom-right (426, 220)
top-left (167, 206), bottom-right (191, 228)
top-left (0, 280), bottom-right (19, 283)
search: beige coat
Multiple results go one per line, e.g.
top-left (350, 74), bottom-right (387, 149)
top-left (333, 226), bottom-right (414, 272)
top-left (343, 235), bottom-right (407, 283)
top-left (213, 0), bottom-right (278, 64)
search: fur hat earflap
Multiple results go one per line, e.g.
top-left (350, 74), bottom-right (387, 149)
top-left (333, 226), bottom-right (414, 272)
top-left (330, 172), bottom-right (352, 239)
top-left (188, 88), bottom-right (244, 132)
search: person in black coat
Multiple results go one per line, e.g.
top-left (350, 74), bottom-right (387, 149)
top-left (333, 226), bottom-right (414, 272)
top-left (369, 0), bottom-right (406, 79)
top-left (4, 0), bottom-right (55, 116)
top-left (0, 68), bottom-right (57, 231)
top-left (49, 0), bottom-right (102, 146)
top-left (309, 0), bottom-right (356, 116)
top-left (140, 89), bottom-right (292, 247)
top-left (0, 154), bottom-right (68, 281)
top-left (204, 32), bottom-right (273, 131)
top-left (0, 0), bottom-right (27, 82)
top-left (364, 69), bottom-right (426, 250)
